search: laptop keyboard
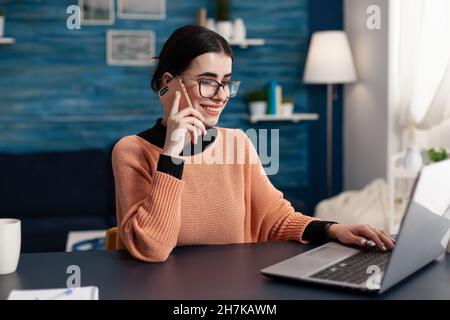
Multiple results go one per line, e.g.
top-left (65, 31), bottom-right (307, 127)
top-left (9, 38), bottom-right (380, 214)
top-left (309, 250), bottom-right (391, 285)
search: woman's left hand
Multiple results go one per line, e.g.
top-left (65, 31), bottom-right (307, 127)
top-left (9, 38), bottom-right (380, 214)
top-left (327, 224), bottom-right (396, 251)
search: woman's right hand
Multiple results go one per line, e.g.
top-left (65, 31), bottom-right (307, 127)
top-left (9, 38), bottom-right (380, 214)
top-left (162, 91), bottom-right (207, 157)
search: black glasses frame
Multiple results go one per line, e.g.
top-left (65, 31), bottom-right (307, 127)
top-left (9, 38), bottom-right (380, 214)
top-left (180, 76), bottom-right (241, 98)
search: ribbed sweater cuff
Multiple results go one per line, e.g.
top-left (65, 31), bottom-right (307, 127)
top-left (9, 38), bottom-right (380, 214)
top-left (282, 214), bottom-right (320, 244)
top-left (157, 154), bottom-right (184, 179)
top-left (136, 171), bottom-right (184, 246)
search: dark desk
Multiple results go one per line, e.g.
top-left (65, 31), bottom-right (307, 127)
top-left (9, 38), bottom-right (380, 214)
top-left (1, 241), bottom-right (450, 300)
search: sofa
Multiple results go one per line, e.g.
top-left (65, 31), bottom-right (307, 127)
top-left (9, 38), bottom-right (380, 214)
top-left (0, 148), bottom-right (117, 253)
top-left (0, 146), bottom-right (308, 253)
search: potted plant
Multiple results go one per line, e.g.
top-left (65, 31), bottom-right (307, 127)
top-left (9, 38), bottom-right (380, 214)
top-left (281, 96), bottom-right (295, 116)
top-left (245, 90), bottom-right (267, 117)
top-left (0, 8), bottom-right (4, 38)
top-left (216, 0), bottom-right (232, 41)
top-left (427, 147), bottom-right (448, 163)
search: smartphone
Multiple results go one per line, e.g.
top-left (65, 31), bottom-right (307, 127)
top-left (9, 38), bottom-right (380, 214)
top-left (158, 77), bottom-right (193, 112)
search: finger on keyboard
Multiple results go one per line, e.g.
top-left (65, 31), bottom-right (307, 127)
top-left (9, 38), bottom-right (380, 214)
top-left (365, 240), bottom-right (376, 248)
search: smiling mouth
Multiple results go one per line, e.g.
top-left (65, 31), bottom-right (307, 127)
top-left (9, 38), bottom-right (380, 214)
top-left (200, 104), bottom-right (222, 115)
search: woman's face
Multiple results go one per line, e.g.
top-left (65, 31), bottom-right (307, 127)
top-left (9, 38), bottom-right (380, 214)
top-left (163, 52), bottom-right (233, 128)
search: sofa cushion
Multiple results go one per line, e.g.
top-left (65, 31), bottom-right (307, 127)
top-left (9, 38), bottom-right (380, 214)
top-left (20, 216), bottom-right (111, 253)
top-left (0, 149), bottom-right (115, 219)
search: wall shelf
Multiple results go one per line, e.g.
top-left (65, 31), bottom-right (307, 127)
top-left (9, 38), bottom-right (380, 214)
top-left (0, 37), bottom-right (15, 44)
top-left (249, 113), bottom-right (319, 123)
top-left (229, 38), bottom-right (265, 49)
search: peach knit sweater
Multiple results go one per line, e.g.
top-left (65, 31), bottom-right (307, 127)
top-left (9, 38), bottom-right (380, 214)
top-left (112, 127), bottom-right (317, 262)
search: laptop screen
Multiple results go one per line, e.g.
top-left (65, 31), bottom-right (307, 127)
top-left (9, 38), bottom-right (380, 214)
top-left (413, 159), bottom-right (450, 218)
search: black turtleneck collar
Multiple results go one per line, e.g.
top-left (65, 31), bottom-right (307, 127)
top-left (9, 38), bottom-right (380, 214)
top-left (137, 118), bottom-right (218, 156)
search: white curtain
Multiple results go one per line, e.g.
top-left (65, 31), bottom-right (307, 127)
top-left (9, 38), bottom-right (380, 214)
top-left (390, 0), bottom-right (450, 147)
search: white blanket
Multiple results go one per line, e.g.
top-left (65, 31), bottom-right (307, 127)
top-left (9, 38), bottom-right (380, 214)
top-left (315, 179), bottom-right (391, 231)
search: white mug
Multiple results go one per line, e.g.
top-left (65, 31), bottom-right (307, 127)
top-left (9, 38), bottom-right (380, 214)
top-left (0, 219), bottom-right (21, 275)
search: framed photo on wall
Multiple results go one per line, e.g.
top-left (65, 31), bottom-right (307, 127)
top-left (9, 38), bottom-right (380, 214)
top-left (107, 30), bottom-right (156, 66)
top-left (118, 0), bottom-right (166, 20)
top-left (79, 0), bottom-right (115, 25)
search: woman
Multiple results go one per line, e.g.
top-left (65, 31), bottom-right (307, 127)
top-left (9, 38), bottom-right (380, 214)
top-left (112, 25), bottom-right (395, 262)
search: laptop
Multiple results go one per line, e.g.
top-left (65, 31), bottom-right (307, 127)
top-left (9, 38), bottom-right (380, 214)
top-left (261, 159), bottom-right (450, 293)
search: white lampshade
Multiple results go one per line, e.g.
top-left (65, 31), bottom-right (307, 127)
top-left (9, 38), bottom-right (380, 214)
top-left (303, 31), bottom-right (357, 84)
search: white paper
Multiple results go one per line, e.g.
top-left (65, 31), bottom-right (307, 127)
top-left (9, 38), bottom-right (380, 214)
top-left (7, 286), bottom-right (99, 300)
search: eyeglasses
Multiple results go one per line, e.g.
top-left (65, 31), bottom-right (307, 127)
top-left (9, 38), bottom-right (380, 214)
top-left (180, 76), bottom-right (241, 99)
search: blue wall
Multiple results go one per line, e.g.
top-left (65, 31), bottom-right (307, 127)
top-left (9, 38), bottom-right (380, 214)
top-left (0, 0), bottom-right (343, 212)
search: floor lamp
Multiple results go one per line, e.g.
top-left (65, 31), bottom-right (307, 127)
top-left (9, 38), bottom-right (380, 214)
top-left (303, 31), bottom-right (357, 197)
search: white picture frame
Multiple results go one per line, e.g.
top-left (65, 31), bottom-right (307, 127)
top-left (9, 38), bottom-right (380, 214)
top-left (118, 0), bottom-right (166, 20)
top-left (79, 0), bottom-right (115, 25)
top-left (107, 30), bottom-right (156, 67)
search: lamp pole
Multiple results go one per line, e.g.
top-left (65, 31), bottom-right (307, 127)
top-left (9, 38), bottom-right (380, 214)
top-left (326, 84), bottom-right (334, 197)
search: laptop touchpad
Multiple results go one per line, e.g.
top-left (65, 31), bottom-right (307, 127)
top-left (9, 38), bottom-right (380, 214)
top-left (263, 244), bottom-right (358, 278)
top-left (306, 245), bottom-right (355, 260)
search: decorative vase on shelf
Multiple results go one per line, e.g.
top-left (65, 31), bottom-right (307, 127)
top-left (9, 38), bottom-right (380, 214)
top-left (281, 102), bottom-right (294, 116)
top-left (249, 101), bottom-right (267, 117)
top-left (231, 18), bottom-right (246, 43)
top-left (403, 146), bottom-right (423, 173)
top-left (216, 21), bottom-right (233, 42)
top-left (197, 7), bottom-right (207, 27)
top-left (206, 18), bottom-right (216, 32)
top-left (246, 90), bottom-right (267, 118)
